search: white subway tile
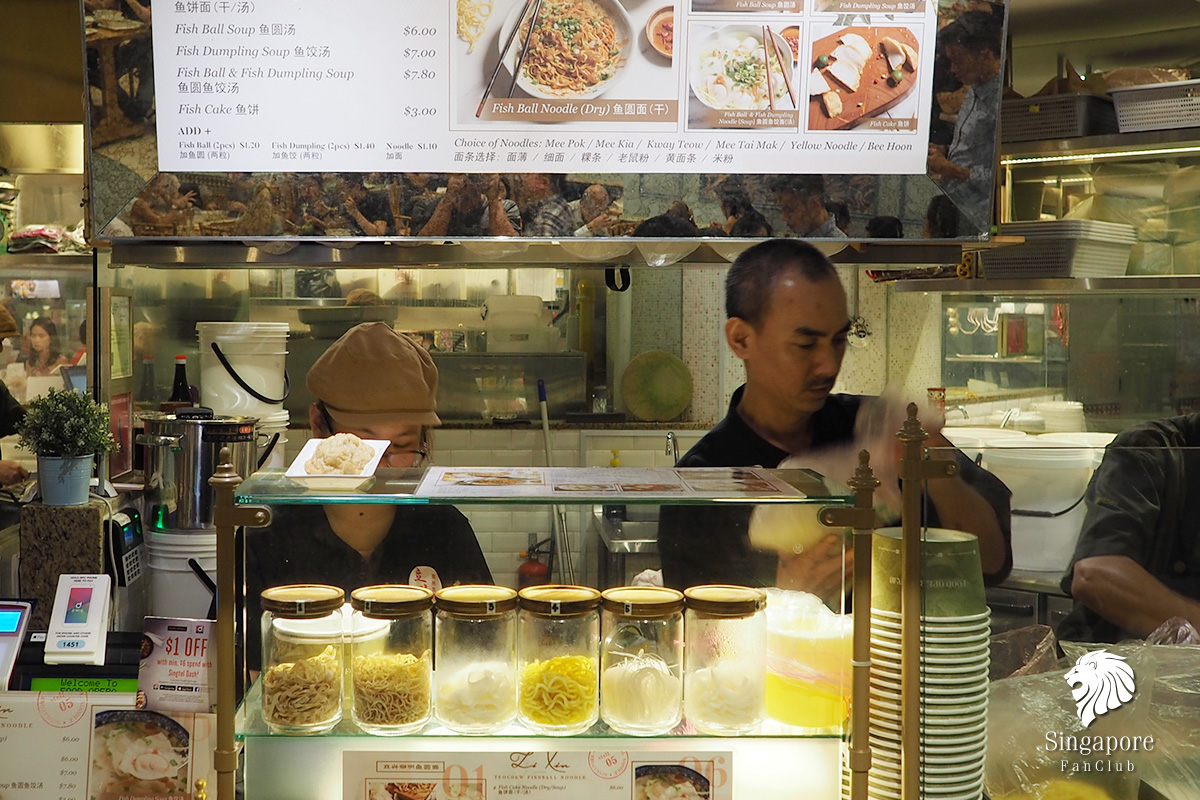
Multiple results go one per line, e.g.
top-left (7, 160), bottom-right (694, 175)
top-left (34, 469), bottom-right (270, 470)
top-left (492, 450), bottom-right (535, 468)
top-left (512, 509), bottom-right (554, 530)
top-left (616, 451), bottom-right (656, 468)
top-left (492, 532), bottom-right (538, 552)
top-left (470, 430), bottom-right (514, 449)
top-left (434, 430), bottom-right (472, 449)
top-left (465, 511), bottom-right (514, 532)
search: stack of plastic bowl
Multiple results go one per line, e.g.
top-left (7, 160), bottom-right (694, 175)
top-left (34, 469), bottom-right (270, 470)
top-left (1033, 401), bottom-right (1085, 432)
top-left (841, 527), bottom-right (990, 800)
top-left (1036, 431), bottom-right (1117, 468)
top-left (941, 427), bottom-right (1029, 463)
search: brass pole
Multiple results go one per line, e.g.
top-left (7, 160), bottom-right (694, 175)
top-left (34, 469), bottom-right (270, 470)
top-left (896, 405), bottom-right (957, 800)
top-left (209, 446), bottom-right (271, 800)
top-left (819, 450), bottom-right (879, 800)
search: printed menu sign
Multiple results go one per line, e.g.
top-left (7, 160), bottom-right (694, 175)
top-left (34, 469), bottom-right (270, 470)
top-left (415, 466), bottom-right (802, 500)
top-left (343, 749), bottom-right (732, 800)
top-left (154, 0), bottom-right (935, 174)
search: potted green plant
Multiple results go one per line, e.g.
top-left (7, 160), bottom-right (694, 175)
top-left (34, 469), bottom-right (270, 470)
top-left (18, 388), bottom-right (117, 506)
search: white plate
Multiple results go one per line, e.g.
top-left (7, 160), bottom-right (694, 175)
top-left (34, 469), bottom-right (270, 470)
top-left (285, 437), bottom-right (389, 490)
top-left (497, 0), bottom-right (634, 100)
top-left (689, 25), bottom-right (796, 111)
top-left (872, 609), bottom-right (991, 623)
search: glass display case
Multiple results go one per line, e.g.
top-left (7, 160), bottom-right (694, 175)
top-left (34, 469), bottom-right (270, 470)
top-left (228, 466), bottom-right (861, 800)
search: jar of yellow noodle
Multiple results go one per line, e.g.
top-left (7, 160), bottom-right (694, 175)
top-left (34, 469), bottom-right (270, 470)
top-left (349, 585), bottom-right (434, 735)
top-left (683, 585), bottom-right (767, 735)
top-left (434, 584), bottom-right (518, 735)
top-left (260, 584), bottom-right (345, 735)
top-left (517, 585), bottom-right (601, 735)
top-left (600, 586), bottom-right (685, 736)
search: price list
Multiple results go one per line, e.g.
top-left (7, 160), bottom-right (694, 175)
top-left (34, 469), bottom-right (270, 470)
top-left (154, 0), bottom-right (938, 174)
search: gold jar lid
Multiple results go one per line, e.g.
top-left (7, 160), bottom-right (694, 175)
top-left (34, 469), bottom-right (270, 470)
top-left (601, 586), bottom-right (684, 618)
top-left (350, 585), bottom-right (434, 618)
top-left (435, 584), bottom-right (518, 616)
top-left (518, 584), bottom-right (602, 617)
top-left (260, 584), bottom-right (345, 618)
top-left (684, 584), bottom-right (767, 618)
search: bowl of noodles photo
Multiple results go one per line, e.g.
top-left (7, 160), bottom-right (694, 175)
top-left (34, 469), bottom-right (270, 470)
top-left (690, 26), bottom-right (794, 111)
top-left (634, 764), bottom-right (711, 800)
top-left (498, 0), bottom-right (634, 100)
top-left (91, 710), bottom-right (190, 797)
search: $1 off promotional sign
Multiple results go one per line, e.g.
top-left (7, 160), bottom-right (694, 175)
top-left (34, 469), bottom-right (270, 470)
top-left (342, 749), bottom-right (732, 799)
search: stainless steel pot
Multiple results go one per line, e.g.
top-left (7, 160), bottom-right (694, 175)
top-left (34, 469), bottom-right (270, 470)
top-left (138, 408), bottom-right (257, 533)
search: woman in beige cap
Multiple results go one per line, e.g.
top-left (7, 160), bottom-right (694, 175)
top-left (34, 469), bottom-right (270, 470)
top-left (244, 322), bottom-right (491, 670)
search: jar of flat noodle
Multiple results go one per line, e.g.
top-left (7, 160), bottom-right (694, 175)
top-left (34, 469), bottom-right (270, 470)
top-left (434, 584), bottom-right (518, 734)
top-left (600, 586), bottom-right (684, 735)
top-left (349, 585), bottom-right (434, 735)
top-left (683, 585), bottom-right (767, 735)
top-left (260, 584), bottom-right (345, 735)
top-left (517, 585), bottom-right (601, 735)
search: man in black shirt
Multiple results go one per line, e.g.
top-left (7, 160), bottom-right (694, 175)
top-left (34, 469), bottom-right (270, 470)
top-left (1058, 415), bottom-right (1200, 643)
top-left (245, 323), bottom-right (491, 669)
top-left (658, 239), bottom-right (1012, 593)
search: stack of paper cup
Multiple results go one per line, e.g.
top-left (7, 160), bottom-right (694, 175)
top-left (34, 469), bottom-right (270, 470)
top-left (1033, 401), bottom-right (1085, 433)
top-left (842, 528), bottom-right (990, 800)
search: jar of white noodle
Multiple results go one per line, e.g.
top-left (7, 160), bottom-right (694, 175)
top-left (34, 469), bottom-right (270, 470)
top-left (517, 585), bottom-right (601, 736)
top-left (434, 584), bottom-right (518, 734)
top-left (683, 585), bottom-right (767, 735)
top-left (600, 586), bottom-right (684, 736)
top-left (349, 585), bottom-right (434, 735)
top-left (260, 584), bottom-right (345, 735)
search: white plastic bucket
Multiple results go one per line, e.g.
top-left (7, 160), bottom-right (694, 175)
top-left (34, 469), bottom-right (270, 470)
top-left (256, 410), bottom-right (290, 470)
top-left (145, 531), bottom-right (217, 619)
top-left (196, 322), bottom-right (289, 418)
top-left (943, 428), bottom-right (1028, 462)
top-left (981, 442), bottom-right (1095, 573)
top-left (1036, 431), bottom-right (1116, 468)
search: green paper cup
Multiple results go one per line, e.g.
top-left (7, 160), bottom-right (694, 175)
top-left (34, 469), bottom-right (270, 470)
top-left (871, 528), bottom-right (987, 618)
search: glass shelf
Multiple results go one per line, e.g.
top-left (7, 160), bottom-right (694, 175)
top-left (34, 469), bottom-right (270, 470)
top-left (237, 680), bottom-right (842, 741)
top-left (234, 468), bottom-right (853, 506)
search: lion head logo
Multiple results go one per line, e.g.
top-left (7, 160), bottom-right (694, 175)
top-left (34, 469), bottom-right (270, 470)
top-left (1064, 649), bottom-right (1136, 728)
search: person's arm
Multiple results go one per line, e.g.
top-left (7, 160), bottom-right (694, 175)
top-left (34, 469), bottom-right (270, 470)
top-left (927, 145), bottom-right (971, 182)
top-left (1070, 554), bottom-right (1200, 638)
top-left (924, 431), bottom-right (1009, 582)
top-left (484, 176), bottom-right (519, 236)
top-left (0, 382), bottom-right (25, 439)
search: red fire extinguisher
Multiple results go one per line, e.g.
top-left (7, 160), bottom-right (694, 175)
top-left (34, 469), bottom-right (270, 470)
top-left (517, 537), bottom-right (552, 589)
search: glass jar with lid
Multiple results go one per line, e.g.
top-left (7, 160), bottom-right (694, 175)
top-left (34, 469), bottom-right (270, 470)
top-left (517, 585), bottom-right (602, 735)
top-left (260, 584), bottom-right (345, 735)
top-left (434, 584), bottom-right (519, 735)
top-left (600, 586), bottom-right (684, 736)
top-left (348, 585), bottom-right (434, 735)
top-left (683, 584), bottom-right (767, 735)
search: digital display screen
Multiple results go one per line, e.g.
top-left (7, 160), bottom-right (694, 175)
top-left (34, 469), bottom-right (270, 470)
top-left (0, 609), bottom-right (23, 633)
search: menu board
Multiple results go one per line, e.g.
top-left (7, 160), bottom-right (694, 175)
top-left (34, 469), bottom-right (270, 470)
top-left (416, 466), bottom-right (802, 500)
top-left (342, 749), bottom-right (732, 800)
top-left (154, 0), bottom-right (934, 174)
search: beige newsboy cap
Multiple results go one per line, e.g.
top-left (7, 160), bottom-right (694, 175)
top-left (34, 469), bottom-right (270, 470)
top-left (306, 322), bottom-right (440, 428)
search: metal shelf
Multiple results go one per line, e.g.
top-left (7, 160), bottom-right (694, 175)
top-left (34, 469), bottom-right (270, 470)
top-left (0, 252), bottom-right (93, 279)
top-left (892, 276), bottom-right (1200, 296)
top-left (944, 355), bottom-right (1045, 363)
top-left (108, 238), bottom-right (1016, 270)
top-left (1000, 127), bottom-right (1200, 163)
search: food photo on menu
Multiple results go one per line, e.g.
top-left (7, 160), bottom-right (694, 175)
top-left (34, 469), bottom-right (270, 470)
top-left (453, 0), bottom-right (679, 127)
top-left (685, 21), bottom-right (799, 130)
top-left (806, 24), bottom-right (921, 132)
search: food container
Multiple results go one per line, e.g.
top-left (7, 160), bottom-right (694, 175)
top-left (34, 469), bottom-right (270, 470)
top-left (434, 584), bottom-right (519, 735)
top-left (260, 584), bottom-right (345, 735)
top-left (683, 585), bottom-right (767, 735)
top-left (349, 585), bottom-right (434, 735)
top-left (517, 585), bottom-right (601, 735)
top-left (600, 586), bottom-right (684, 736)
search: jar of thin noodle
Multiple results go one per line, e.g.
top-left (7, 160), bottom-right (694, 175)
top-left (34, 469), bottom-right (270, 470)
top-left (600, 586), bottom-right (684, 736)
top-left (683, 585), bottom-right (767, 735)
top-left (349, 585), bottom-right (434, 735)
top-left (260, 584), bottom-right (345, 735)
top-left (434, 585), bottom-right (518, 735)
top-left (516, 585), bottom-right (601, 736)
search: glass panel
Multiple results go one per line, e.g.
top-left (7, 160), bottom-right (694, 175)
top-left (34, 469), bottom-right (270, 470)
top-left (86, 3), bottom-right (1008, 242)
